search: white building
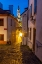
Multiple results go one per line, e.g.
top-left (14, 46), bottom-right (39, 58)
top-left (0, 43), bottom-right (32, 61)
top-left (28, 0), bottom-right (42, 62)
top-left (21, 8), bottom-right (28, 45)
top-left (28, 0), bottom-right (36, 52)
top-left (35, 0), bottom-right (42, 62)
top-left (0, 8), bottom-right (17, 44)
top-left (21, 0), bottom-right (42, 62)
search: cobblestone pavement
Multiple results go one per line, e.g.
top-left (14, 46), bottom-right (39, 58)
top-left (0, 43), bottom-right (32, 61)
top-left (20, 45), bottom-right (42, 64)
top-left (0, 44), bottom-right (42, 64)
top-left (0, 44), bottom-right (22, 64)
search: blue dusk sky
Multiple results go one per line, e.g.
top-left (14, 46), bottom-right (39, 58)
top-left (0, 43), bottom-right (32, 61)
top-left (0, 0), bottom-right (28, 16)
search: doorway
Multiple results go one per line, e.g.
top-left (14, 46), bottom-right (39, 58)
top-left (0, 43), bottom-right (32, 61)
top-left (33, 28), bottom-right (36, 53)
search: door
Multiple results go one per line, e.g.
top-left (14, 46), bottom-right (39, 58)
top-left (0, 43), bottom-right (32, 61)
top-left (33, 28), bottom-right (36, 53)
top-left (0, 34), bottom-right (4, 44)
top-left (0, 34), bottom-right (4, 41)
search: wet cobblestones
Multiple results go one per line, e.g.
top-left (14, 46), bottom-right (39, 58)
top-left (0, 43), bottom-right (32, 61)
top-left (0, 44), bottom-right (22, 64)
top-left (0, 45), bottom-right (42, 64)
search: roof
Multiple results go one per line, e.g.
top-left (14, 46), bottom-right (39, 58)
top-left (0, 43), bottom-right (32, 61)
top-left (0, 8), bottom-right (19, 24)
top-left (24, 7), bottom-right (28, 10)
top-left (0, 8), bottom-right (10, 14)
top-left (21, 7), bottom-right (28, 16)
top-left (21, 9), bottom-right (28, 16)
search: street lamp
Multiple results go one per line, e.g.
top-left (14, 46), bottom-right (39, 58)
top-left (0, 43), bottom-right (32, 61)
top-left (19, 32), bottom-right (22, 37)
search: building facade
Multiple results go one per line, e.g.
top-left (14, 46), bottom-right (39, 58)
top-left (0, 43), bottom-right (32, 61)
top-left (28, 0), bottom-right (36, 52)
top-left (0, 9), bottom-right (17, 44)
top-left (35, 0), bottom-right (42, 62)
top-left (21, 0), bottom-right (42, 62)
top-left (21, 8), bottom-right (28, 45)
top-left (28, 0), bottom-right (42, 62)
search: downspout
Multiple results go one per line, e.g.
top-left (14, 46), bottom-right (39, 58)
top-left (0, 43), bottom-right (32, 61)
top-left (7, 15), bottom-right (8, 43)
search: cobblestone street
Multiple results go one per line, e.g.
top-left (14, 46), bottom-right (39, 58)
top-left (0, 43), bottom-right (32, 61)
top-left (0, 44), bottom-right (22, 64)
top-left (20, 45), bottom-right (42, 64)
top-left (0, 44), bottom-right (42, 64)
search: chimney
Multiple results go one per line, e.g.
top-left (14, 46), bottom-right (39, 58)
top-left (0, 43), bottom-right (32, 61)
top-left (0, 2), bottom-right (3, 9)
top-left (9, 5), bottom-right (13, 15)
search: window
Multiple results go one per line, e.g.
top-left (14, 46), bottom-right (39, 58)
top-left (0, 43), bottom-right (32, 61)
top-left (0, 19), bottom-right (4, 26)
top-left (28, 28), bottom-right (29, 35)
top-left (11, 19), bottom-right (12, 26)
top-left (0, 34), bottom-right (4, 41)
top-left (30, 28), bottom-right (31, 40)
top-left (34, 0), bottom-right (37, 14)
top-left (30, 4), bottom-right (32, 17)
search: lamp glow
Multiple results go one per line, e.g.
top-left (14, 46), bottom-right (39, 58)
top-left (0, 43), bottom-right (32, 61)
top-left (19, 33), bottom-right (22, 37)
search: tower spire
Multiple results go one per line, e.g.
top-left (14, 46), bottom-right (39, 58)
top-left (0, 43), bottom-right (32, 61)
top-left (17, 5), bottom-right (20, 21)
top-left (18, 5), bottom-right (20, 10)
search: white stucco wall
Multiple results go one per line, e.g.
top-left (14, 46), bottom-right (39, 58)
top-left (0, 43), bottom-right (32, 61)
top-left (28, 20), bottom-right (36, 49)
top-left (22, 10), bottom-right (28, 33)
top-left (35, 0), bottom-right (42, 61)
top-left (0, 15), bottom-right (16, 44)
top-left (28, 0), bottom-right (36, 49)
top-left (8, 16), bottom-right (14, 40)
top-left (0, 16), bottom-right (7, 41)
top-left (7, 16), bottom-right (11, 40)
top-left (7, 16), bottom-right (16, 42)
top-left (21, 10), bottom-right (28, 45)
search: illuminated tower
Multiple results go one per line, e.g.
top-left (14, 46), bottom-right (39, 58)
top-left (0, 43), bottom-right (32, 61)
top-left (17, 6), bottom-right (22, 27)
top-left (17, 6), bottom-right (21, 21)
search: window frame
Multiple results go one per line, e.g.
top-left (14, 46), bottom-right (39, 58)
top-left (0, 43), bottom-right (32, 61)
top-left (30, 4), bottom-right (32, 17)
top-left (30, 28), bottom-right (31, 40)
top-left (0, 34), bottom-right (4, 41)
top-left (0, 18), bottom-right (4, 26)
top-left (11, 19), bottom-right (12, 26)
